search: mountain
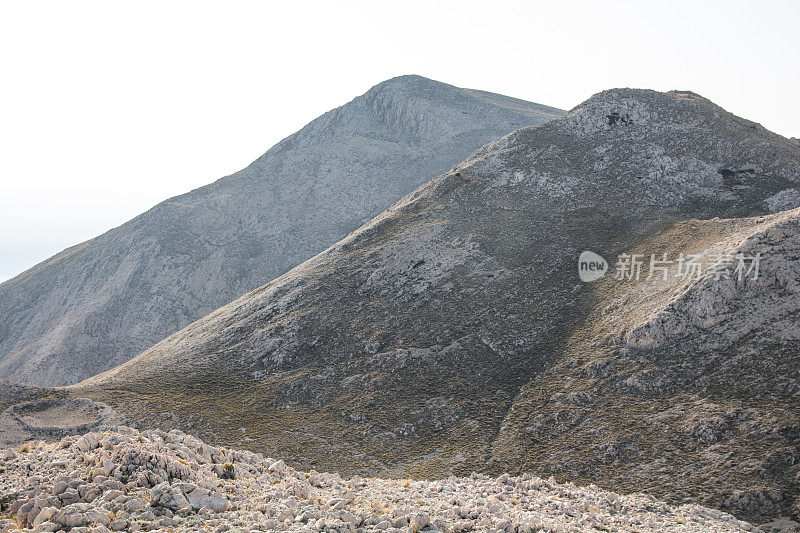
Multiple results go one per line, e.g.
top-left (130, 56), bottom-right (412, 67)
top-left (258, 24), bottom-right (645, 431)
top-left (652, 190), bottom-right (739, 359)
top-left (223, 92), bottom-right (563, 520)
top-left (73, 89), bottom-right (800, 523)
top-left (0, 75), bottom-right (564, 386)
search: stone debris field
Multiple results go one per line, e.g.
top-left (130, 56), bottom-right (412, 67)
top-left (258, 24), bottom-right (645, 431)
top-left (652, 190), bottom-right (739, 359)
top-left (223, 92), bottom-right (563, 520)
top-left (0, 428), bottom-right (756, 532)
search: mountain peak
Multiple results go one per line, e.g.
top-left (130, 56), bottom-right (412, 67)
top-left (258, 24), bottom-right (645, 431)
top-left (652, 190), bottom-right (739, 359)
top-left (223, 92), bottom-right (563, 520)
top-left (0, 79), bottom-right (563, 387)
top-left (370, 74), bottom-right (444, 90)
top-left (284, 75), bottom-right (564, 146)
top-left (571, 87), bottom-right (710, 110)
top-left (359, 74), bottom-right (464, 121)
top-left (560, 87), bottom-right (706, 135)
top-left (531, 87), bottom-right (790, 144)
top-left (455, 87), bottom-right (799, 224)
top-left (67, 85), bottom-right (800, 524)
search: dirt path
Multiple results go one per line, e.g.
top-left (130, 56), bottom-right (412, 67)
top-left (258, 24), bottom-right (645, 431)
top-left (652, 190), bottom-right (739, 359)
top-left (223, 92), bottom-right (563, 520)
top-left (0, 398), bottom-right (124, 447)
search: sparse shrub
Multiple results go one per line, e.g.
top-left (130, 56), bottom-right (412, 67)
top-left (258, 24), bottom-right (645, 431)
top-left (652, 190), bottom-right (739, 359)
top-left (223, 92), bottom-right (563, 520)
top-left (120, 474), bottom-right (129, 484)
top-left (221, 462), bottom-right (235, 480)
top-left (16, 442), bottom-right (32, 454)
top-left (182, 516), bottom-right (204, 528)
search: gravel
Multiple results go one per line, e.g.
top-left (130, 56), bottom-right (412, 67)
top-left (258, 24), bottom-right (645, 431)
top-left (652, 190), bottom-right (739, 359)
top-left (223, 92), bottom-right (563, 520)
top-left (0, 427), bottom-right (756, 532)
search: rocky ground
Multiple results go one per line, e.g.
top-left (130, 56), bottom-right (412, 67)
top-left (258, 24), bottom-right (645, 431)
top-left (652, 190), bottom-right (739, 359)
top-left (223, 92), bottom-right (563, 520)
top-left (0, 428), bottom-right (760, 532)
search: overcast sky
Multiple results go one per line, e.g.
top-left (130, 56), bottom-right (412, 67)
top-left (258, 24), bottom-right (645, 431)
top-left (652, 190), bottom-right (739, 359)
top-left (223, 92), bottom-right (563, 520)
top-left (1, 0), bottom-right (798, 282)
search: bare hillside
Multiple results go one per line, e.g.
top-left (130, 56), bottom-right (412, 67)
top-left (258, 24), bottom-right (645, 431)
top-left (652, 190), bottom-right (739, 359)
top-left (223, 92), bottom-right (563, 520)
top-left (0, 75), bottom-right (563, 386)
top-left (72, 89), bottom-right (800, 523)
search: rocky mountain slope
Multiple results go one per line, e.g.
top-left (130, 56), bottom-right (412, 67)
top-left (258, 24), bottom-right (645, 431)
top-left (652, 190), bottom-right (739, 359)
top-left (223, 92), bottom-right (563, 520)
top-left (0, 427), bottom-right (756, 532)
top-left (69, 89), bottom-right (800, 524)
top-left (491, 208), bottom-right (800, 523)
top-left (0, 75), bottom-right (563, 387)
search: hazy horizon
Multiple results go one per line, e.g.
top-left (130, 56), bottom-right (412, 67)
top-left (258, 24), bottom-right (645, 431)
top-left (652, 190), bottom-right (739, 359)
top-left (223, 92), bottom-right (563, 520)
top-left (1, 0), bottom-right (798, 282)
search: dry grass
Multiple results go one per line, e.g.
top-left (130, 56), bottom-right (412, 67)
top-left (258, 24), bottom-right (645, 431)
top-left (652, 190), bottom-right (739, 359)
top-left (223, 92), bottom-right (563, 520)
top-left (16, 442), bottom-right (32, 454)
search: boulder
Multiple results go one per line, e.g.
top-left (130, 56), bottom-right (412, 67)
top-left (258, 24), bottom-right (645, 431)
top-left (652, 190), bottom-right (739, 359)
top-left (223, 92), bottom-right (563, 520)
top-left (149, 483), bottom-right (189, 511)
top-left (183, 485), bottom-right (229, 513)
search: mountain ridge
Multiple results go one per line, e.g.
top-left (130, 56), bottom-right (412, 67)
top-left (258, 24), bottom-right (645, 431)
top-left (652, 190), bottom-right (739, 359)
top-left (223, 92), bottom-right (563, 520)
top-left (0, 75), bottom-right (564, 386)
top-left (71, 88), bottom-right (800, 522)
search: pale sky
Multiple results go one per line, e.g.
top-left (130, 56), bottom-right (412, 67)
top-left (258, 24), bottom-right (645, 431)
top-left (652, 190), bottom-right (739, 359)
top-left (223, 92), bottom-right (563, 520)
top-left (1, 0), bottom-right (798, 282)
